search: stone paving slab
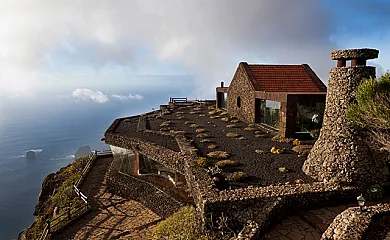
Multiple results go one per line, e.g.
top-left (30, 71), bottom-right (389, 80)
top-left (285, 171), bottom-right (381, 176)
top-left (262, 204), bottom-right (356, 240)
top-left (53, 156), bottom-right (162, 240)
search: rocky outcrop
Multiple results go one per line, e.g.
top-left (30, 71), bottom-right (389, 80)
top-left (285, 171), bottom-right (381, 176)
top-left (26, 150), bottom-right (36, 159)
top-left (303, 48), bottom-right (388, 185)
top-left (34, 168), bottom-right (67, 216)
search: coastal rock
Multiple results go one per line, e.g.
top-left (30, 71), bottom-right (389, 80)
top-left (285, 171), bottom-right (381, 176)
top-left (25, 150), bottom-right (36, 159)
top-left (75, 145), bottom-right (91, 158)
top-left (34, 169), bottom-right (66, 216)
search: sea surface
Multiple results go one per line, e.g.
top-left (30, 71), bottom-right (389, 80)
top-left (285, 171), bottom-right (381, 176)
top-left (0, 83), bottom-right (193, 239)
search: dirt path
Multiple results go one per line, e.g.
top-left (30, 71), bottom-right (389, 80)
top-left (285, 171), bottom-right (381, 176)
top-left (53, 156), bottom-right (162, 240)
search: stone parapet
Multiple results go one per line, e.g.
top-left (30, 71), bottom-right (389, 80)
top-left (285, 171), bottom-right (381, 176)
top-left (322, 203), bottom-right (390, 240)
top-left (331, 48), bottom-right (379, 60)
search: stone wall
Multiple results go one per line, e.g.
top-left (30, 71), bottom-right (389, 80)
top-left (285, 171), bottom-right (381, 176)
top-left (105, 133), bottom-right (185, 174)
top-left (322, 203), bottom-right (390, 240)
top-left (106, 157), bottom-right (184, 218)
top-left (202, 182), bottom-right (359, 239)
top-left (227, 63), bottom-right (256, 123)
top-left (303, 48), bottom-right (388, 185)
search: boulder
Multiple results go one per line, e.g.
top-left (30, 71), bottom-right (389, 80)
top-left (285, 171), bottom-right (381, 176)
top-left (25, 151), bottom-right (36, 159)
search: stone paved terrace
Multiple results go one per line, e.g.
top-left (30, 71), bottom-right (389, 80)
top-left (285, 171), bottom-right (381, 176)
top-left (106, 101), bottom-right (317, 189)
top-left (261, 197), bottom-right (390, 240)
top-left (261, 204), bottom-right (356, 240)
top-left (53, 156), bottom-right (162, 240)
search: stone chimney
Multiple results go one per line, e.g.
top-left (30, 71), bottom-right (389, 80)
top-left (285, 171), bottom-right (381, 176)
top-left (302, 48), bottom-right (388, 186)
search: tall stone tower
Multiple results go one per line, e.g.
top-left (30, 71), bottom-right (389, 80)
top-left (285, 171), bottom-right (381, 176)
top-left (303, 48), bottom-right (388, 185)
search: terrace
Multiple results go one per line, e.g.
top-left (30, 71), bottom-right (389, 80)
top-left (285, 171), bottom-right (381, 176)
top-left (141, 100), bottom-right (315, 189)
top-left (104, 48), bottom-right (390, 239)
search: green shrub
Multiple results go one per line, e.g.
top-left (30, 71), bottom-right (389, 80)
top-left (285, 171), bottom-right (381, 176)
top-left (152, 206), bottom-right (212, 240)
top-left (197, 157), bottom-right (210, 167)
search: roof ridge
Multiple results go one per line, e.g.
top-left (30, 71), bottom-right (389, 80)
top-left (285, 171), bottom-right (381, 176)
top-left (247, 64), bottom-right (304, 66)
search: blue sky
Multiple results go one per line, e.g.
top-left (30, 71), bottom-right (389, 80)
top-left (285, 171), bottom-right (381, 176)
top-left (0, 0), bottom-right (390, 102)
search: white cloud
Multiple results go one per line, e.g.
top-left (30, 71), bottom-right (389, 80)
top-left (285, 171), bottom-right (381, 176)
top-left (1, 0), bottom-right (390, 99)
top-left (111, 94), bottom-right (143, 100)
top-left (71, 88), bottom-right (108, 103)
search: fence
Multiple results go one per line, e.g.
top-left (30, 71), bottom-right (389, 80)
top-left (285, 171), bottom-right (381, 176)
top-left (169, 97), bottom-right (215, 104)
top-left (38, 150), bottom-right (112, 240)
top-left (169, 97), bottom-right (188, 103)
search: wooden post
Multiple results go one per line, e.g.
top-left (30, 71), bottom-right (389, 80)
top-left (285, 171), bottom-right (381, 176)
top-left (67, 207), bottom-right (71, 220)
top-left (46, 219), bottom-right (51, 233)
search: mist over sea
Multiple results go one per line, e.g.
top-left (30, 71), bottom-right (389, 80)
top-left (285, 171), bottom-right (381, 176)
top-left (0, 81), bottom-right (194, 239)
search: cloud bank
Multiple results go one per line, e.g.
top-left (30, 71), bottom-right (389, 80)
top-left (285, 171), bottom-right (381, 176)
top-left (111, 94), bottom-right (143, 100)
top-left (72, 89), bottom-right (108, 103)
top-left (1, 0), bottom-right (390, 98)
top-left (71, 88), bottom-right (143, 103)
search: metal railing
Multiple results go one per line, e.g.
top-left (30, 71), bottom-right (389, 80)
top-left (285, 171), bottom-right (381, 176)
top-left (170, 97), bottom-right (188, 103)
top-left (37, 150), bottom-right (112, 240)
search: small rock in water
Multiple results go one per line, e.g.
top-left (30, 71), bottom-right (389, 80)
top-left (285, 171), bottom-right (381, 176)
top-left (26, 151), bottom-right (36, 159)
top-left (75, 145), bottom-right (91, 158)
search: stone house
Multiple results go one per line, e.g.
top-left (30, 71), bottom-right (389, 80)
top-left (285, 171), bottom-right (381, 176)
top-left (216, 62), bottom-right (327, 137)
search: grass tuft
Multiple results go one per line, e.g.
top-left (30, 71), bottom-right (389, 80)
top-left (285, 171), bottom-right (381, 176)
top-left (207, 144), bottom-right (217, 149)
top-left (215, 159), bottom-right (238, 168)
top-left (207, 151), bottom-right (229, 159)
top-left (226, 171), bottom-right (247, 182)
top-left (152, 206), bottom-right (213, 240)
top-left (226, 132), bottom-right (240, 138)
top-left (196, 133), bottom-right (209, 138)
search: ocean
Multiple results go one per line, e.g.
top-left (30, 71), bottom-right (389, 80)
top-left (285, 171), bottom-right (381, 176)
top-left (0, 82), bottom-right (194, 239)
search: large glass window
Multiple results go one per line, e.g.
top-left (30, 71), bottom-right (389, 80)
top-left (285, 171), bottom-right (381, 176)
top-left (257, 99), bottom-right (280, 129)
top-left (222, 93), bottom-right (227, 109)
top-left (295, 102), bottom-right (325, 137)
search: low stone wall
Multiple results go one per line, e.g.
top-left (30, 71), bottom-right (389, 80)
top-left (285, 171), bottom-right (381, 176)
top-left (322, 203), bottom-right (390, 240)
top-left (203, 183), bottom-right (360, 239)
top-left (106, 157), bottom-right (184, 219)
top-left (106, 133), bottom-right (185, 174)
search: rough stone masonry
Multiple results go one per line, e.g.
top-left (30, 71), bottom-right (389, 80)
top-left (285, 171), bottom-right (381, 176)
top-left (303, 48), bottom-right (388, 185)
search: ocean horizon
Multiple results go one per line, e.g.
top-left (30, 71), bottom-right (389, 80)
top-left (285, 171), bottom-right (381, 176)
top-left (0, 83), bottom-right (193, 239)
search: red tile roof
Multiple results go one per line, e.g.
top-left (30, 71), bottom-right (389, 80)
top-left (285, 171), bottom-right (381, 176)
top-left (245, 63), bottom-right (326, 92)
